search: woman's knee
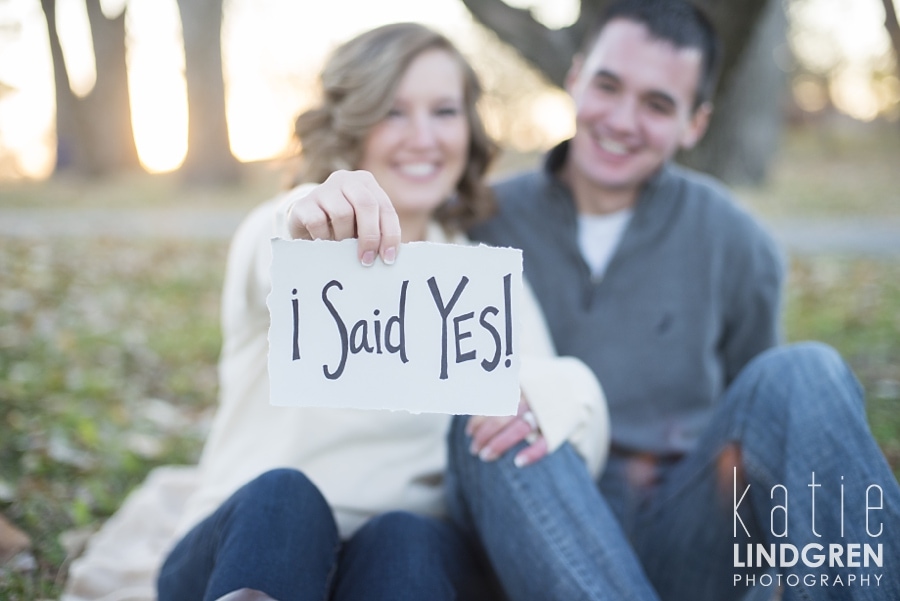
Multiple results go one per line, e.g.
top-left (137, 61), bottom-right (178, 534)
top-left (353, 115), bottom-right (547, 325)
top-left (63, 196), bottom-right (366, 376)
top-left (360, 511), bottom-right (444, 550)
top-left (247, 467), bottom-right (316, 495)
top-left (234, 468), bottom-right (332, 523)
top-left (357, 512), bottom-right (470, 571)
top-left (338, 513), bottom-right (486, 600)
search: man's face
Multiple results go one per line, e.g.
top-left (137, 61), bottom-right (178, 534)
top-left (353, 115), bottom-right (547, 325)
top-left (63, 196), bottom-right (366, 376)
top-left (566, 19), bottom-right (711, 200)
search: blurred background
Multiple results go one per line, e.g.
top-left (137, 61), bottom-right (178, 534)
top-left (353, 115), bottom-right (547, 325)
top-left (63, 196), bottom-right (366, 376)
top-left (0, 0), bottom-right (898, 181)
top-left (0, 0), bottom-right (898, 596)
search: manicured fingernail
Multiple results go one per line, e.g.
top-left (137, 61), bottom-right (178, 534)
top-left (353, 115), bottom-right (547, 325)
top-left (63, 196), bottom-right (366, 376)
top-left (382, 246), bottom-right (396, 265)
top-left (514, 454), bottom-right (530, 468)
top-left (479, 448), bottom-right (496, 462)
top-left (469, 440), bottom-right (479, 455)
top-left (361, 251), bottom-right (375, 267)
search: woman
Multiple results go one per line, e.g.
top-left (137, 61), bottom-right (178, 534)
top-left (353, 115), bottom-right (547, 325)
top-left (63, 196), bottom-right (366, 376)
top-left (67, 23), bottom-right (606, 601)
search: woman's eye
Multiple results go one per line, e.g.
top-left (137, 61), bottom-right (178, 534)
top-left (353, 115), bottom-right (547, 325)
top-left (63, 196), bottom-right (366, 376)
top-left (435, 106), bottom-right (461, 117)
top-left (386, 108), bottom-right (405, 119)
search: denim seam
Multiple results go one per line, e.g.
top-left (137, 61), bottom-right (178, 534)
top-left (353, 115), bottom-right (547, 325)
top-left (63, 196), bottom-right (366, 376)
top-left (502, 453), bottom-right (630, 601)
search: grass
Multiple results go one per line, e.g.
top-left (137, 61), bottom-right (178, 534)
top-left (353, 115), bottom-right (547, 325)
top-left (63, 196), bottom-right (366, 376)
top-left (0, 237), bottom-right (226, 598)
top-left (734, 118), bottom-right (900, 219)
top-left (0, 122), bottom-right (898, 597)
top-left (784, 257), bottom-right (900, 470)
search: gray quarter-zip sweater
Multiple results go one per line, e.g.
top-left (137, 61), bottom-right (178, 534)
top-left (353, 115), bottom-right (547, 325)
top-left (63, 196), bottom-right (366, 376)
top-left (471, 141), bottom-right (784, 455)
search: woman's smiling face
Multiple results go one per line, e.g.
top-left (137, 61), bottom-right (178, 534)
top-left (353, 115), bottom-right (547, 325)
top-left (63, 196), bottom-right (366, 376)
top-left (357, 48), bottom-right (470, 228)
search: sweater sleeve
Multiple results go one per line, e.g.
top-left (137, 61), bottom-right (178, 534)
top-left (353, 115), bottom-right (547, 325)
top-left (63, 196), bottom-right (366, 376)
top-left (720, 214), bottom-right (785, 386)
top-left (518, 280), bottom-right (610, 477)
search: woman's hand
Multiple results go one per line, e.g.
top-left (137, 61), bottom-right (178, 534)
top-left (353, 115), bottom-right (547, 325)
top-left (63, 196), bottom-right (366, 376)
top-left (466, 397), bottom-right (548, 468)
top-left (285, 170), bottom-right (402, 266)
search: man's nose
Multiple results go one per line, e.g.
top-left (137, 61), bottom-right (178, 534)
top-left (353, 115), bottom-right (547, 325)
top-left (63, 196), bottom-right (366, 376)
top-left (606, 96), bottom-right (639, 133)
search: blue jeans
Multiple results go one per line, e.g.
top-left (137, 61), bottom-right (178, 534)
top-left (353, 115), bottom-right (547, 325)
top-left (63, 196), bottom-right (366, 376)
top-left (447, 343), bottom-right (900, 601)
top-left (158, 468), bottom-right (496, 601)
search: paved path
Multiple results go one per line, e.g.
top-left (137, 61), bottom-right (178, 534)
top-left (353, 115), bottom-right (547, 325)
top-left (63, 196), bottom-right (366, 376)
top-left (0, 208), bottom-right (248, 241)
top-left (2, 208), bottom-right (899, 256)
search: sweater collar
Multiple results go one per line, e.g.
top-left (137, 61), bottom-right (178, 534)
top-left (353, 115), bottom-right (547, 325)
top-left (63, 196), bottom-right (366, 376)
top-left (541, 139), bottom-right (674, 212)
top-left (540, 140), bottom-right (681, 262)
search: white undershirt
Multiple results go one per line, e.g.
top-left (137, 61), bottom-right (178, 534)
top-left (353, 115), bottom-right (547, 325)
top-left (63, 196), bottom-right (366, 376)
top-left (577, 209), bottom-right (634, 279)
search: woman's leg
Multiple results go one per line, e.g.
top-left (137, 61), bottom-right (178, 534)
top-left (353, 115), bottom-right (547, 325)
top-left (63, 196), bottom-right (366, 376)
top-left (157, 468), bottom-right (340, 601)
top-left (446, 417), bottom-right (660, 601)
top-left (331, 511), bottom-right (498, 601)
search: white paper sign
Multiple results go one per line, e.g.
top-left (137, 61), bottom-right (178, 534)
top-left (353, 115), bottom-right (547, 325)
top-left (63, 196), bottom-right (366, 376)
top-left (267, 238), bottom-right (522, 415)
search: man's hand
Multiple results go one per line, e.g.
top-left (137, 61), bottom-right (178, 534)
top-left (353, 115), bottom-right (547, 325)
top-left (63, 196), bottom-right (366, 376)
top-left (285, 170), bottom-right (401, 266)
top-left (466, 397), bottom-right (548, 468)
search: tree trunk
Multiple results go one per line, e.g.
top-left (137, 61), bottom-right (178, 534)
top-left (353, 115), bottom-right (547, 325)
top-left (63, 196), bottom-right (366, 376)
top-left (680, 0), bottom-right (788, 184)
top-left (459, 0), bottom-right (785, 185)
top-left (81, 0), bottom-right (139, 173)
top-left (40, 0), bottom-right (87, 172)
top-left (39, 0), bottom-right (139, 177)
top-left (176, 0), bottom-right (240, 185)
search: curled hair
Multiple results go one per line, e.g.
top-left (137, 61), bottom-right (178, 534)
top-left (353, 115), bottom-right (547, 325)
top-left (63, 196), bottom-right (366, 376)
top-left (291, 23), bottom-right (498, 230)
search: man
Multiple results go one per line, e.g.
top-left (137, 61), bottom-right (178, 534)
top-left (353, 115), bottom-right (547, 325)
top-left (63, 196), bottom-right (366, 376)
top-left (449, 2), bottom-right (900, 600)
top-left (287, 1), bottom-right (900, 599)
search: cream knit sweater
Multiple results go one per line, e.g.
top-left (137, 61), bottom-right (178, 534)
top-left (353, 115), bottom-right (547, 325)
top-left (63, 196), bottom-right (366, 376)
top-left (179, 190), bottom-right (609, 538)
top-left (63, 192), bottom-right (609, 600)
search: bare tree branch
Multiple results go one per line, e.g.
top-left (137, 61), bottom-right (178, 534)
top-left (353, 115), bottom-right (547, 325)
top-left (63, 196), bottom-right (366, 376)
top-left (696, 0), bottom-right (772, 95)
top-left (883, 0), bottom-right (900, 80)
top-left (459, 0), bottom-right (772, 98)
top-left (459, 0), bottom-right (582, 86)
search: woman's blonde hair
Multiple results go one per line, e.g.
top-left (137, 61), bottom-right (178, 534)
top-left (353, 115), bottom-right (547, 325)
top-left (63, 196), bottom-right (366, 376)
top-left (291, 22), bottom-right (498, 230)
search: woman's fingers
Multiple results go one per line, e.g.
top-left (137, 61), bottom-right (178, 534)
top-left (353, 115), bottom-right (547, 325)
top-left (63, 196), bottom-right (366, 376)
top-left (345, 173), bottom-right (385, 265)
top-left (468, 416), bottom-right (515, 456)
top-left (287, 190), bottom-right (327, 240)
top-left (513, 435), bottom-right (548, 468)
top-left (467, 399), bottom-right (545, 466)
top-left (284, 170), bottom-right (402, 266)
top-left (377, 197), bottom-right (401, 265)
top-left (475, 419), bottom-right (533, 462)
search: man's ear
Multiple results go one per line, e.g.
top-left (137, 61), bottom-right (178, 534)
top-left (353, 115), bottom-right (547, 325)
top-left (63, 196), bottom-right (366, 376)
top-left (565, 54), bottom-right (585, 96)
top-left (680, 101), bottom-right (712, 150)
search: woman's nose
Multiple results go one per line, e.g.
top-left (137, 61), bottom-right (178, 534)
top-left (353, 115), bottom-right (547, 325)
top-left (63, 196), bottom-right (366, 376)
top-left (407, 113), bottom-right (438, 147)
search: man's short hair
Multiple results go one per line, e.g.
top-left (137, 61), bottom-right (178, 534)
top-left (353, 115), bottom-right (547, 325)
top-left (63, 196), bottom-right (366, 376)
top-left (582, 0), bottom-right (721, 109)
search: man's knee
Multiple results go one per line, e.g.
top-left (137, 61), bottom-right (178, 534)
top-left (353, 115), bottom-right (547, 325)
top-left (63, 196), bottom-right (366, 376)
top-left (748, 341), bottom-right (841, 378)
top-left (743, 341), bottom-right (860, 416)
